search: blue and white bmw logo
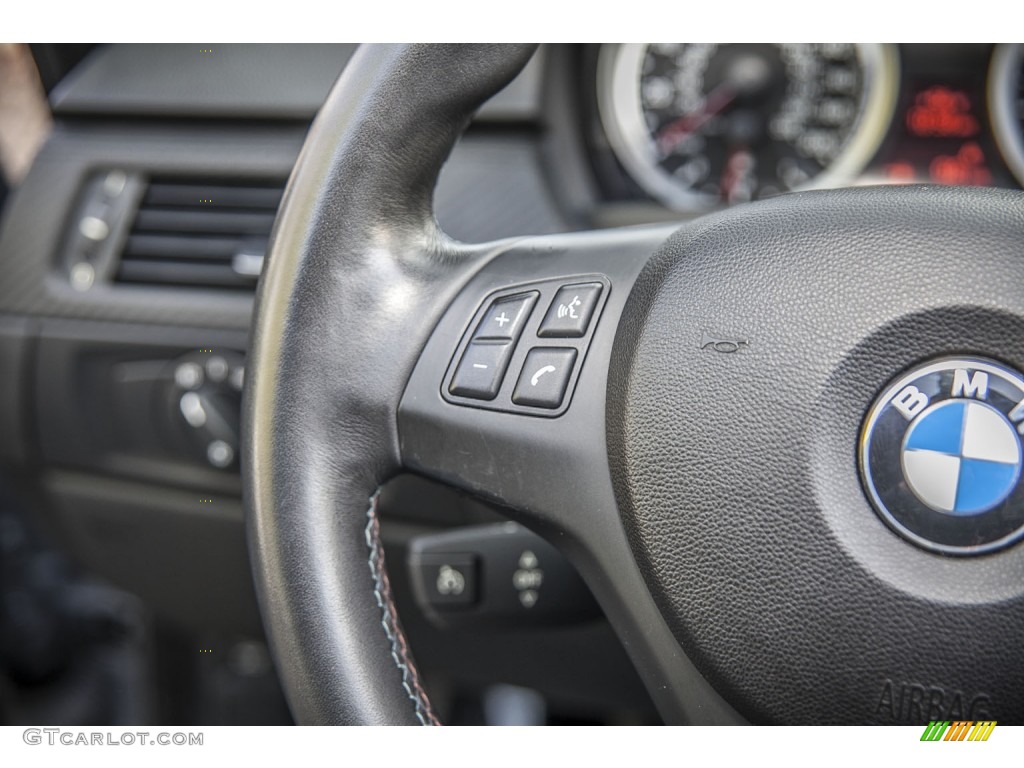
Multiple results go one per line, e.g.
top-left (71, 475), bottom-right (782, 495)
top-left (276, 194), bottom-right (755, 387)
top-left (860, 357), bottom-right (1024, 554)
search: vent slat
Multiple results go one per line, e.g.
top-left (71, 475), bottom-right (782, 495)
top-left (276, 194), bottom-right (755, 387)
top-left (143, 183), bottom-right (284, 209)
top-left (115, 177), bottom-right (284, 291)
top-left (124, 234), bottom-right (268, 261)
top-left (118, 260), bottom-right (256, 288)
top-left (133, 209), bottom-right (277, 236)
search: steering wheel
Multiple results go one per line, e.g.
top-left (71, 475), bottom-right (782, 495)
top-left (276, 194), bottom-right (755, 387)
top-left (244, 44), bottom-right (1024, 725)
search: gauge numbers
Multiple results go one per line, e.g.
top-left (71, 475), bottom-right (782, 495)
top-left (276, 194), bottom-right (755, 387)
top-left (598, 43), bottom-right (899, 211)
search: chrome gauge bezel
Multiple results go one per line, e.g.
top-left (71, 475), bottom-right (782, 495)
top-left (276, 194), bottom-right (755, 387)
top-left (596, 43), bottom-right (900, 212)
top-left (989, 44), bottom-right (1024, 188)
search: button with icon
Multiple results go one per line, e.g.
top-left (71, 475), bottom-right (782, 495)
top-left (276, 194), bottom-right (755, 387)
top-left (474, 292), bottom-right (538, 341)
top-left (512, 348), bottom-right (577, 409)
top-left (414, 553), bottom-right (478, 608)
top-left (449, 341), bottom-right (513, 400)
top-left (538, 283), bottom-right (603, 338)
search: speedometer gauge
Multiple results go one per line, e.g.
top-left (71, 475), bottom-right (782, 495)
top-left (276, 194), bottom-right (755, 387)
top-left (598, 44), bottom-right (899, 211)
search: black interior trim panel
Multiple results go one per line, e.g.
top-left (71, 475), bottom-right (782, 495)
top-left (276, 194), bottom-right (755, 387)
top-left (49, 44), bottom-right (546, 123)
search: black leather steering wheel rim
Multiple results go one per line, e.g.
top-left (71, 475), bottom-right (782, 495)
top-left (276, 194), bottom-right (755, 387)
top-left (244, 44), bottom-right (536, 725)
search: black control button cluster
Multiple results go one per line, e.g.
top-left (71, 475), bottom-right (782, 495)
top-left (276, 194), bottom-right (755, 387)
top-left (407, 523), bottom-right (600, 627)
top-left (169, 349), bottom-right (245, 470)
top-left (444, 277), bottom-right (609, 416)
top-left (450, 291), bottom-right (536, 400)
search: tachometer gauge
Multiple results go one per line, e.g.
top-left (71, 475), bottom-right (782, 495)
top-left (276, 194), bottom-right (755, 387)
top-left (989, 44), bottom-right (1024, 187)
top-left (598, 44), bottom-right (899, 211)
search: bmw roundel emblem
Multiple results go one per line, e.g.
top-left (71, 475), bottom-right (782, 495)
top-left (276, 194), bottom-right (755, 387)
top-left (860, 357), bottom-right (1024, 554)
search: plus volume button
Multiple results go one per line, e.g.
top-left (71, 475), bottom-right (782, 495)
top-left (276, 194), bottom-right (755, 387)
top-left (473, 292), bottom-right (538, 341)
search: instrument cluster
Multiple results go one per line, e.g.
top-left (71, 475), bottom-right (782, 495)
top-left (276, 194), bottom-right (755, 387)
top-left (592, 44), bottom-right (1024, 212)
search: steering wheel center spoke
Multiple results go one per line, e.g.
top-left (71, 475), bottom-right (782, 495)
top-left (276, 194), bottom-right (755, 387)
top-left (399, 223), bottom-right (744, 724)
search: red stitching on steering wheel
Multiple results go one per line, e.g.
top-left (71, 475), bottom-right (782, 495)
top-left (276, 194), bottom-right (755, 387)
top-left (365, 490), bottom-right (441, 726)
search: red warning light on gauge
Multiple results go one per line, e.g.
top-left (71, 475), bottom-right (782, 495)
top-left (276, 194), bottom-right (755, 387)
top-left (906, 86), bottom-right (979, 138)
top-left (930, 142), bottom-right (992, 186)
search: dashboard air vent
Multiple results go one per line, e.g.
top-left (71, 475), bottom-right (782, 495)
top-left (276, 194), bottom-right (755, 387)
top-left (116, 177), bottom-right (285, 290)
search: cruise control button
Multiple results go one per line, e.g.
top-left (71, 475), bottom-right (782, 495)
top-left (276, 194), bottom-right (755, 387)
top-left (512, 348), bottom-right (577, 409)
top-left (449, 342), bottom-right (513, 400)
top-left (474, 292), bottom-right (537, 341)
top-left (538, 283), bottom-right (603, 338)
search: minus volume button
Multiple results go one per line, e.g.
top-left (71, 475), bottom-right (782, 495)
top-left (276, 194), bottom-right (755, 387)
top-left (449, 341), bottom-right (514, 400)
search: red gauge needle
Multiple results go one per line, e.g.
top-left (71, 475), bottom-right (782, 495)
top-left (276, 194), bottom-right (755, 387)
top-left (656, 84), bottom-right (736, 156)
top-left (721, 146), bottom-right (751, 203)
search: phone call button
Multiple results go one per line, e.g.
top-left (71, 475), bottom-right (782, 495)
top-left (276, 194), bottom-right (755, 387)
top-left (512, 348), bottom-right (577, 409)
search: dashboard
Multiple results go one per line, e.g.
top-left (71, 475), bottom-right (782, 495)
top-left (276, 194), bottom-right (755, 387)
top-left (1, 43), bottom-right (1021, 725)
